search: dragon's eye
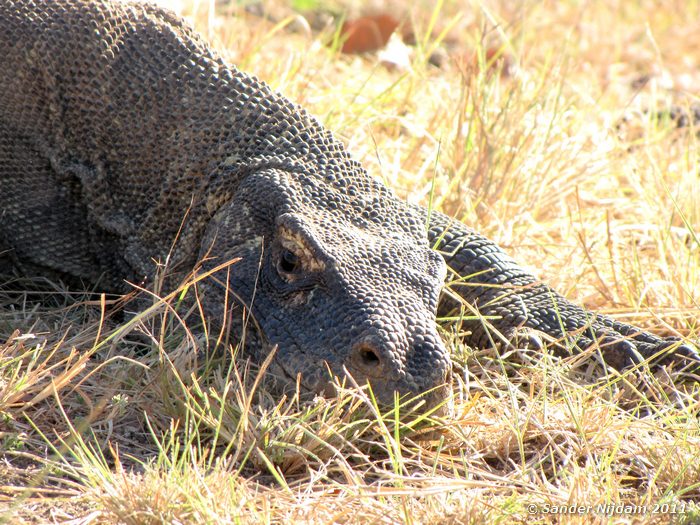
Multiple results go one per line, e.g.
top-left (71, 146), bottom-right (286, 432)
top-left (277, 248), bottom-right (301, 275)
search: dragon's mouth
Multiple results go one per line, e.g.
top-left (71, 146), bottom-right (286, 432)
top-left (272, 350), bottom-right (452, 413)
top-left (269, 349), bottom-right (328, 397)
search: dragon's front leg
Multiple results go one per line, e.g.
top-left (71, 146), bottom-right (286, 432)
top-left (424, 209), bottom-right (699, 369)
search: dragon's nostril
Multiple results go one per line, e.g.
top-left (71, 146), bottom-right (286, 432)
top-left (350, 341), bottom-right (386, 375)
top-left (357, 344), bottom-right (381, 367)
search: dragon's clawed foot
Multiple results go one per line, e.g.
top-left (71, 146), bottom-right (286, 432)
top-left (506, 324), bottom-right (700, 372)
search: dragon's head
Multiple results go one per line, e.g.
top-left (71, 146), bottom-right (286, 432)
top-left (198, 168), bottom-right (453, 415)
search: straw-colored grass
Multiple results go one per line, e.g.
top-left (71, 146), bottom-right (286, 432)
top-left (2, 0), bottom-right (699, 523)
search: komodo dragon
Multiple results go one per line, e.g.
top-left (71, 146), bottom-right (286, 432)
top-left (0, 0), bottom-right (697, 413)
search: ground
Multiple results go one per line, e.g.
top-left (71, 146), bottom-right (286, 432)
top-left (1, 0), bottom-right (699, 523)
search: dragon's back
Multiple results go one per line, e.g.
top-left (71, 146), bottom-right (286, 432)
top-left (0, 0), bottom-right (391, 288)
top-left (0, 0), bottom-right (251, 284)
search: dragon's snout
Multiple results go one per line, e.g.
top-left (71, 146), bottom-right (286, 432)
top-left (341, 329), bottom-right (454, 416)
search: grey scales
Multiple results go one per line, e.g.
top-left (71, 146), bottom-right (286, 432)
top-left (0, 0), bottom-right (697, 414)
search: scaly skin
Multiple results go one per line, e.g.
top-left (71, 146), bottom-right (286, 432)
top-left (425, 211), bottom-right (698, 369)
top-left (0, 0), bottom-right (696, 414)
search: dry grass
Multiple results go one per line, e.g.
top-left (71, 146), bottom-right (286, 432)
top-left (2, 0), bottom-right (700, 523)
